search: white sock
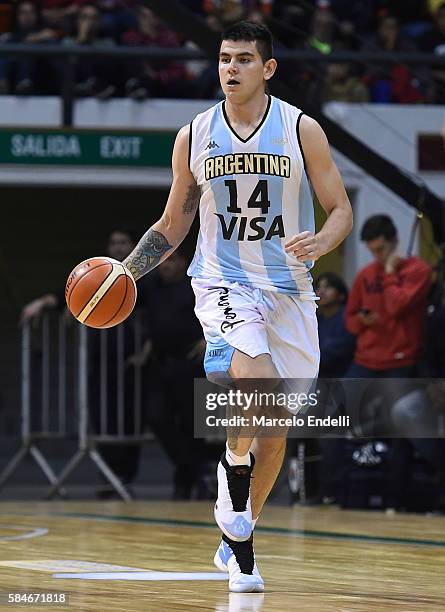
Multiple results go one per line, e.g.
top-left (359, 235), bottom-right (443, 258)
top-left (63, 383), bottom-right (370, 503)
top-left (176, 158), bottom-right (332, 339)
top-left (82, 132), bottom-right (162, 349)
top-left (225, 444), bottom-right (251, 467)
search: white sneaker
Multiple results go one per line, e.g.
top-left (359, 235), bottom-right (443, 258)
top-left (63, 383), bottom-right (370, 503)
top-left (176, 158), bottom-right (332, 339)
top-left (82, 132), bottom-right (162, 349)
top-left (215, 452), bottom-right (254, 542)
top-left (214, 538), bottom-right (264, 593)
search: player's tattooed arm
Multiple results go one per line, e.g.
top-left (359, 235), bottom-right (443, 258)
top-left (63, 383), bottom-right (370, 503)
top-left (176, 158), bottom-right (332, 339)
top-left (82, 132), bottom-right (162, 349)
top-left (182, 182), bottom-right (201, 215)
top-left (123, 229), bottom-right (172, 281)
top-left (124, 125), bottom-right (198, 282)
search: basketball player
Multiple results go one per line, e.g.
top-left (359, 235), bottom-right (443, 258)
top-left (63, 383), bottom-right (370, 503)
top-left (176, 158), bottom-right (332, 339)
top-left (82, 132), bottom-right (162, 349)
top-left (123, 21), bottom-right (353, 592)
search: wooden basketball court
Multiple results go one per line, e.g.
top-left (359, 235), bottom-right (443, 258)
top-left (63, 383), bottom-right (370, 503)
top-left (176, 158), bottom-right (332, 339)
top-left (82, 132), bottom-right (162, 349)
top-left (0, 500), bottom-right (444, 611)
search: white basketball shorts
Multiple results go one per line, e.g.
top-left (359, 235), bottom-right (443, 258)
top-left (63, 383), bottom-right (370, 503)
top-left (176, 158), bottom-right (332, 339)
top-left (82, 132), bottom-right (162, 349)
top-left (192, 277), bottom-right (320, 385)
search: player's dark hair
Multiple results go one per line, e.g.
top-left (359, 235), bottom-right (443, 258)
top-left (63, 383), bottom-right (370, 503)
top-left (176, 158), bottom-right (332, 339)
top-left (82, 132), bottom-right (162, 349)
top-left (360, 215), bottom-right (397, 242)
top-left (221, 21), bottom-right (273, 63)
top-left (315, 272), bottom-right (349, 302)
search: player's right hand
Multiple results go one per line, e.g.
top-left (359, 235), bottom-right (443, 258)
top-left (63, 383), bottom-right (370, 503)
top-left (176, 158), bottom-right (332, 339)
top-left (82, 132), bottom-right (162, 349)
top-left (284, 231), bottom-right (323, 262)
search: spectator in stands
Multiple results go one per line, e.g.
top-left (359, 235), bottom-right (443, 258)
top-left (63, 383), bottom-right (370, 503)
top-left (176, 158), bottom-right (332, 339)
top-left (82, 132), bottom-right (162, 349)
top-left (322, 61), bottom-right (369, 102)
top-left (307, 1), bottom-right (338, 55)
top-left (345, 214), bottom-right (431, 378)
top-left (314, 271), bottom-right (355, 504)
top-left (97, 0), bottom-right (137, 41)
top-left (345, 215), bottom-right (430, 513)
top-left (204, 0), bottom-right (248, 33)
top-left (121, 5), bottom-right (189, 100)
top-left (428, 0), bottom-right (445, 36)
top-left (330, 0), bottom-right (379, 46)
top-left (290, 2), bottom-right (339, 105)
top-left (270, 0), bottom-right (311, 47)
top-left (300, 2), bottom-right (368, 105)
top-left (41, 0), bottom-right (79, 31)
top-left (62, 3), bottom-right (116, 99)
top-left (43, 0), bottom-right (135, 36)
top-left (419, 2), bottom-right (445, 102)
top-left (0, 0), bottom-right (58, 95)
top-left (183, 39), bottom-right (220, 99)
top-left (315, 272), bottom-right (356, 378)
top-left (361, 14), bottom-right (427, 103)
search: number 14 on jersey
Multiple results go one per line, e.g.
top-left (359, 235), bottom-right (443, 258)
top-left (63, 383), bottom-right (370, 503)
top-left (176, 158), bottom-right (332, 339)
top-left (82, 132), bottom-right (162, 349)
top-left (216, 179), bottom-right (285, 241)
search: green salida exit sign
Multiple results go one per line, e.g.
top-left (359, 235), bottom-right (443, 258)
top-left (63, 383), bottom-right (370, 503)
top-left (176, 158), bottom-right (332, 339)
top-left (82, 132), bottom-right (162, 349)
top-left (0, 129), bottom-right (175, 167)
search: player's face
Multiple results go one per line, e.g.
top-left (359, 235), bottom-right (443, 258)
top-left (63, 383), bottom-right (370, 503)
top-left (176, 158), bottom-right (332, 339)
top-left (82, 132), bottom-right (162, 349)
top-left (107, 231), bottom-right (134, 261)
top-left (219, 40), bottom-right (276, 102)
top-left (365, 236), bottom-right (397, 265)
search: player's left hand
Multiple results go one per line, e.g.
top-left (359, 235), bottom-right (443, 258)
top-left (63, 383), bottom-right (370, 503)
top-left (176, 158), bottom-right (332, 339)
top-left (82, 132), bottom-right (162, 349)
top-left (284, 231), bottom-right (323, 262)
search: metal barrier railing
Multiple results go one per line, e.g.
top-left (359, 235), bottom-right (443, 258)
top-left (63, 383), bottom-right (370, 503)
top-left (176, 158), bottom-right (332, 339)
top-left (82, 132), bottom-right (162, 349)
top-left (0, 315), bottom-right (72, 495)
top-left (0, 311), bottom-right (151, 500)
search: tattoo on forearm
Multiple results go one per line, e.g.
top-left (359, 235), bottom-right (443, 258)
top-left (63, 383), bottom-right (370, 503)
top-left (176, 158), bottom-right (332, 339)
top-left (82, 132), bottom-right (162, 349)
top-left (182, 183), bottom-right (201, 215)
top-left (124, 229), bottom-right (172, 281)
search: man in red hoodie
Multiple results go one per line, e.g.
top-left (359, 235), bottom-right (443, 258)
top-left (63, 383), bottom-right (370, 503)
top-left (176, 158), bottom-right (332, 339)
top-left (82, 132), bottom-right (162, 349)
top-left (345, 214), bottom-right (431, 377)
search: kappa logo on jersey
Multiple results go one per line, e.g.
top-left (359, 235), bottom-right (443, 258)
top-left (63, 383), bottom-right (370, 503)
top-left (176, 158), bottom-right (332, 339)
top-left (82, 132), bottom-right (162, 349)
top-left (205, 140), bottom-right (220, 150)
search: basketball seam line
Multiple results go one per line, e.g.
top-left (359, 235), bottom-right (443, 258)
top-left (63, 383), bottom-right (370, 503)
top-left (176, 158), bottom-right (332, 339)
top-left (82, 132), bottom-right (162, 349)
top-left (66, 261), bottom-right (111, 310)
top-left (93, 263), bottom-right (130, 328)
top-left (78, 263), bottom-right (114, 317)
top-left (77, 265), bottom-right (124, 324)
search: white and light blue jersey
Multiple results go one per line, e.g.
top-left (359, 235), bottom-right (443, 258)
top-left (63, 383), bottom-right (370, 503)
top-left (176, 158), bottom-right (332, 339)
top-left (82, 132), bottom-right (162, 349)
top-left (187, 95), bottom-right (316, 298)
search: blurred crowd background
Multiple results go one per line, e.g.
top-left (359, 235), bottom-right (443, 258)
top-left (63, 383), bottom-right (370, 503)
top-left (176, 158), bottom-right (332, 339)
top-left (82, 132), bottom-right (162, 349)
top-left (2, 0), bottom-right (445, 101)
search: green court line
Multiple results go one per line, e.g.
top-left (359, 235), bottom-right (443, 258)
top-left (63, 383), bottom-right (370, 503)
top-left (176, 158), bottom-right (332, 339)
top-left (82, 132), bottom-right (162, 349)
top-left (47, 511), bottom-right (445, 549)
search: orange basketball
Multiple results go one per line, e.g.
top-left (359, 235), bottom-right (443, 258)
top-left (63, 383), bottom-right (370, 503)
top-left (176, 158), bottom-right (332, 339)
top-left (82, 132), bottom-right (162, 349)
top-left (65, 257), bottom-right (137, 328)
